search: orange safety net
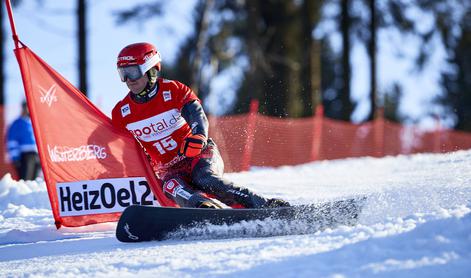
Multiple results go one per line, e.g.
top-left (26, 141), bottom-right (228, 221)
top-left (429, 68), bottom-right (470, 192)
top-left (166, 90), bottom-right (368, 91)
top-left (208, 112), bottom-right (471, 173)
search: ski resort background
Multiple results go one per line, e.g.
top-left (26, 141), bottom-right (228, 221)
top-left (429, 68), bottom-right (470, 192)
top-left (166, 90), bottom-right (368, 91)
top-left (1, 1), bottom-right (471, 229)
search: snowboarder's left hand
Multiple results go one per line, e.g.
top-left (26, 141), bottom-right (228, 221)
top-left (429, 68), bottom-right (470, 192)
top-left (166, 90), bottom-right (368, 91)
top-left (179, 134), bottom-right (207, 157)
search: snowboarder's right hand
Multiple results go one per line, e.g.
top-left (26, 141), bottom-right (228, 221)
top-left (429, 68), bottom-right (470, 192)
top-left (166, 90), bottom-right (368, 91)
top-left (179, 134), bottom-right (207, 157)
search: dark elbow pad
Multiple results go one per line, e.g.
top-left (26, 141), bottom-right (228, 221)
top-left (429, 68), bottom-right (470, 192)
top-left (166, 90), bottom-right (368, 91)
top-left (181, 100), bottom-right (209, 137)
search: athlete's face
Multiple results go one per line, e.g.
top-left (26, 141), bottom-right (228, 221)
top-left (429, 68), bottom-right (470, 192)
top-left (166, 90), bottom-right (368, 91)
top-left (126, 74), bottom-right (149, 95)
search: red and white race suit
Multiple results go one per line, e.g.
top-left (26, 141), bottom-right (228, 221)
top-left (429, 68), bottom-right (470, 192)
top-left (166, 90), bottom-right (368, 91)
top-left (111, 78), bottom-right (198, 172)
top-left (112, 78), bottom-right (274, 209)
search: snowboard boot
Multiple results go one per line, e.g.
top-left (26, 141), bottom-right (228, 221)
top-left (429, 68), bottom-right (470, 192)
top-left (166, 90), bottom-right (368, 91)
top-left (188, 193), bottom-right (223, 209)
top-left (197, 200), bottom-right (224, 209)
top-left (263, 198), bottom-right (291, 208)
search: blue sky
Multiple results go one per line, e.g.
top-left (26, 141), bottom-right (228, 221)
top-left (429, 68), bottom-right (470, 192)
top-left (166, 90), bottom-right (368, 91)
top-left (4, 0), bottom-right (454, 129)
top-left (5, 0), bottom-right (196, 123)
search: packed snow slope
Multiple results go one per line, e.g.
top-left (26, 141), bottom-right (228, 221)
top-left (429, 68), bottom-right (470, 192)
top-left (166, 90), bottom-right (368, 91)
top-left (1, 150), bottom-right (470, 277)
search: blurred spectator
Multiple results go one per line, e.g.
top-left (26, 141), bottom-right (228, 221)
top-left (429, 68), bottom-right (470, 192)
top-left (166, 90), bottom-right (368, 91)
top-left (6, 101), bottom-right (40, 180)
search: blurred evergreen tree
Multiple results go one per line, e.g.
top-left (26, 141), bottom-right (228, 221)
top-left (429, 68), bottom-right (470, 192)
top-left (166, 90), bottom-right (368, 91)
top-left (320, 38), bottom-right (344, 119)
top-left (442, 9), bottom-right (471, 131)
top-left (113, 0), bottom-right (471, 129)
top-left (383, 83), bottom-right (401, 122)
top-left (381, 0), bottom-right (471, 129)
top-left (216, 0), bottom-right (324, 118)
top-left (115, 0), bottom-right (324, 118)
top-left (77, 0), bottom-right (88, 96)
top-left (338, 0), bottom-right (353, 121)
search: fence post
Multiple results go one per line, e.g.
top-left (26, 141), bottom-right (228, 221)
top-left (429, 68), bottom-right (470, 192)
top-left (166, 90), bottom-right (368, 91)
top-left (311, 105), bottom-right (324, 161)
top-left (374, 108), bottom-right (385, 157)
top-left (241, 99), bottom-right (259, 171)
top-left (434, 115), bottom-right (442, 153)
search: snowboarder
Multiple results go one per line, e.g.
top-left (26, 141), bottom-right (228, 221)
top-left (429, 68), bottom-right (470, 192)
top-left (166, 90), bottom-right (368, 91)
top-left (112, 42), bottom-right (290, 209)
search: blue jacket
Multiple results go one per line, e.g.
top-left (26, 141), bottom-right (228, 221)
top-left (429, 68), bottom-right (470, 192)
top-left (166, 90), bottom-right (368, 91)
top-left (6, 116), bottom-right (37, 162)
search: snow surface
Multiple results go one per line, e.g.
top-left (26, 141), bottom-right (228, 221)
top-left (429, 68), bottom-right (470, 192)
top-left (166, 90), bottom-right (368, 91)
top-left (1, 150), bottom-right (471, 277)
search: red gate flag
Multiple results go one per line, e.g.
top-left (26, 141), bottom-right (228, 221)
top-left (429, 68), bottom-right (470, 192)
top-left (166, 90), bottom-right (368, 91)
top-left (14, 43), bottom-right (176, 228)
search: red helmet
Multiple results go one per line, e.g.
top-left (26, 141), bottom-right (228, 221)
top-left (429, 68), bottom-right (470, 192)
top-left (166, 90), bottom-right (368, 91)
top-left (117, 42), bottom-right (161, 82)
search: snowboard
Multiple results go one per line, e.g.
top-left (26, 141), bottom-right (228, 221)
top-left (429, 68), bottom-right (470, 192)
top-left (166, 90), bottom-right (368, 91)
top-left (116, 197), bottom-right (366, 242)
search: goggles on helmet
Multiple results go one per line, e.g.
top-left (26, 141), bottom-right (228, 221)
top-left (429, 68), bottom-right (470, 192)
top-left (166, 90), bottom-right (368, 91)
top-left (117, 52), bottom-right (161, 82)
top-left (118, 65), bottom-right (144, 82)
